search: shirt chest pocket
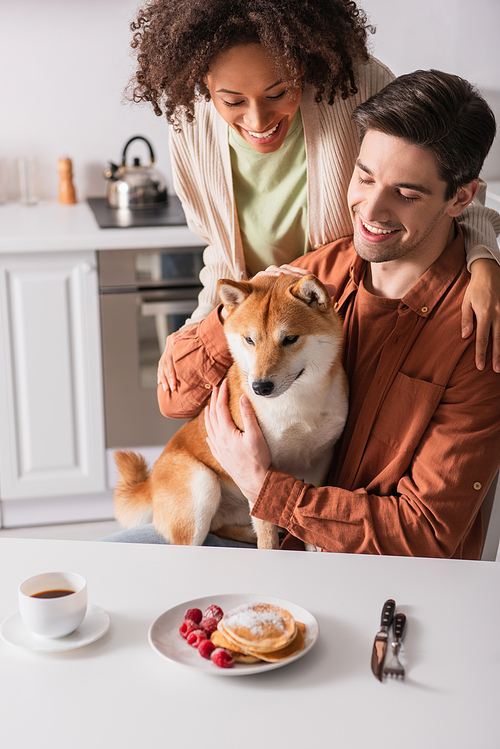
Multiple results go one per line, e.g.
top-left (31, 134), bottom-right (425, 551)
top-left (370, 372), bottom-right (445, 455)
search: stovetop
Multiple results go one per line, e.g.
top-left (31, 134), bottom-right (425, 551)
top-left (87, 195), bottom-right (187, 229)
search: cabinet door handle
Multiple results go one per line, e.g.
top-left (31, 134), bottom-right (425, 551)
top-left (80, 261), bottom-right (96, 273)
top-left (140, 300), bottom-right (197, 317)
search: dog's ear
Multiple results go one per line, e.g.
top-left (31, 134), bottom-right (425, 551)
top-left (290, 275), bottom-right (331, 310)
top-left (218, 279), bottom-right (253, 310)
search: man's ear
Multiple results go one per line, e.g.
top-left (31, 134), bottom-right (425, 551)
top-left (447, 179), bottom-right (479, 218)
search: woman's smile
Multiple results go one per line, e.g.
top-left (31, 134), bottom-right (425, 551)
top-left (243, 119), bottom-right (284, 146)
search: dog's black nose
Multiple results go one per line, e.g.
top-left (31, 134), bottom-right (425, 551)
top-left (252, 379), bottom-right (275, 396)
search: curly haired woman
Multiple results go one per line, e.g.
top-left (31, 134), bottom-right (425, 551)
top-left (127, 0), bottom-right (500, 390)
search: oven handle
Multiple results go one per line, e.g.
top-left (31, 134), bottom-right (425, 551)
top-left (140, 299), bottom-right (198, 317)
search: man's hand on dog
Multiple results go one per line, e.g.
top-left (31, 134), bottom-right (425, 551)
top-left (204, 379), bottom-right (271, 505)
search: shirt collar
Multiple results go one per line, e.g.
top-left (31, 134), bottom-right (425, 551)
top-left (400, 222), bottom-right (465, 317)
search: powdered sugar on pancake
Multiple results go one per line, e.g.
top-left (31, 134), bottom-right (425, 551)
top-left (223, 603), bottom-right (288, 636)
top-left (220, 602), bottom-right (297, 652)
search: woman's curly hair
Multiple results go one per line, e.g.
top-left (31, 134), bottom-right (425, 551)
top-left (128, 0), bottom-right (375, 129)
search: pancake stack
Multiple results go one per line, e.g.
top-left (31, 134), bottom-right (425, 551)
top-left (211, 602), bottom-right (306, 663)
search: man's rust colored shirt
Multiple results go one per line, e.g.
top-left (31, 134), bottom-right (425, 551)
top-left (159, 232), bottom-right (500, 559)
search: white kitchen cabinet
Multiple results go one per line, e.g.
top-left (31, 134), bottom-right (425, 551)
top-left (0, 201), bottom-right (202, 526)
top-left (0, 250), bottom-right (106, 500)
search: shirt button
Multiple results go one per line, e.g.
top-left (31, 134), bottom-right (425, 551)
top-left (333, 301), bottom-right (339, 311)
top-left (314, 243), bottom-right (323, 249)
top-left (204, 383), bottom-right (211, 389)
top-left (421, 306), bottom-right (429, 313)
top-left (473, 481), bottom-right (482, 491)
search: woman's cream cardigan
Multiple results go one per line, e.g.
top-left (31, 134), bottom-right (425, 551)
top-left (169, 56), bottom-right (500, 324)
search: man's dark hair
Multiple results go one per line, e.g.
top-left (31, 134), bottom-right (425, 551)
top-left (352, 69), bottom-right (496, 200)
top-left (127, 0), bottom-right (374, 130)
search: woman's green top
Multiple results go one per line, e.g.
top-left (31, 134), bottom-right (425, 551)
top-left (229, 110), bottom-right (309, 277)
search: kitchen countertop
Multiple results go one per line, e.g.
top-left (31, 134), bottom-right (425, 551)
top-left (0, 200), bottom-right (203, 253)
top-left (0, 538), bottom-right (499, 749)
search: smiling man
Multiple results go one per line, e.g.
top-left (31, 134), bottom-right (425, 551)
top-left (348, 129), bottom-right (476, 301)
top-left (200, 69), bottom-right (500, 559)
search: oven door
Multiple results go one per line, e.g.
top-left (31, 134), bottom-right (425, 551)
top-left (98, 247), bottom-right (205, 289)
top-left (100, 287), bottom-right (200, 448)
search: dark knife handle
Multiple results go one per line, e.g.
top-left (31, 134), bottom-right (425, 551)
top-left (380, 599), bottom-right (396, 628)
top-left (393, 612), bottom-right (406, 641)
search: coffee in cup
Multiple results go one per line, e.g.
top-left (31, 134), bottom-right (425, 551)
top-left (18, 572), bottom-right (87, 638)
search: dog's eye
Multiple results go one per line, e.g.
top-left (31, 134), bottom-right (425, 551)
top-left (282, 335), bottom-right (299, 346)
top-left (244, 336), bottom-right (255, 346)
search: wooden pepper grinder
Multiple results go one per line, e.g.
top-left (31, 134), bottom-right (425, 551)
top-left (58, 157), bottom-right (77, 204)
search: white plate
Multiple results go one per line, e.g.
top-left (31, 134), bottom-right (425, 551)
top-left (149, 593), bottom-right (319, 676)
top-left (0, 604), bottom-right (110, 653)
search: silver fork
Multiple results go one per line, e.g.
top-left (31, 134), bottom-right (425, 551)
top-left (383, 612), bottom-right (406, 680)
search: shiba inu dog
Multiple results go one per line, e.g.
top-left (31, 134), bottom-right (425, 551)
top-left (113, 273), bottom-right (348, 549)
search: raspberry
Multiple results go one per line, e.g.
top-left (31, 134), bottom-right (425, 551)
top-left (200, 616), bottom-right (218, 636)
top-left (179, 619), bottom-right (200, 639)
top-left (211, 647), bottom-right (234, 669)
top-left (198, 639), bottom-right (216, 659)
top-left (184, 608), bottom-right (203, 624)
top-left (203, 605), bottom-right (223, 623)
top-left (187, 629), bottom-right (207, 648)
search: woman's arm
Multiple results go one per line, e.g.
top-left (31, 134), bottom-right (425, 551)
top-left (157, 106), bottom-right (244, 390)
top-left (458, 181), bottom-right (500, 371)
top-left (461, 258), bottom-right (500, 372)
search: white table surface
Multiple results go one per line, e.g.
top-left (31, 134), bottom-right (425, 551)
top-left (0, 538), bottom-right (498, 749)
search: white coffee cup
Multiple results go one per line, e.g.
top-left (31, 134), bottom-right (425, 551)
top-left (18, 572), bottom-right (88, 638)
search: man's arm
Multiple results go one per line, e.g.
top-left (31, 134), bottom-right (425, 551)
top-left (205, 344), bottom-right (500, 559)
top-left (252, 354), bottom-right (500, 559)
top-left (157, 306), bottom-right (232, 419)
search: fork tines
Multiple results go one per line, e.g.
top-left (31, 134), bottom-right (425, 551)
top-left (383, 612), bottom-right (406, 680)
top-left (383, 645), bottom-right (405, 680)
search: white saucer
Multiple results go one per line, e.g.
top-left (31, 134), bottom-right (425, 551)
top-left (0, 603), bottom-right (110, 653)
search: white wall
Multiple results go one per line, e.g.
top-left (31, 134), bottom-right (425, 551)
top-left (3, 0), bottom-right (500, 202)
top-left (361, 0), bottom-right (500, 180)
top-left (2, 0), bottom-right (172, 202)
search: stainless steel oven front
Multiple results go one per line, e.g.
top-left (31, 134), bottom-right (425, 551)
top-left (98, 246), bottom-right (204, 449)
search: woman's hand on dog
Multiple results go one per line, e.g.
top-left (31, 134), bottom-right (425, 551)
top-left (253, 264), bottom-right (309, 281)
top-left (254, 264), bottom-right (336, 297)
top-left (204, 379), bottom-right (271, 505)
